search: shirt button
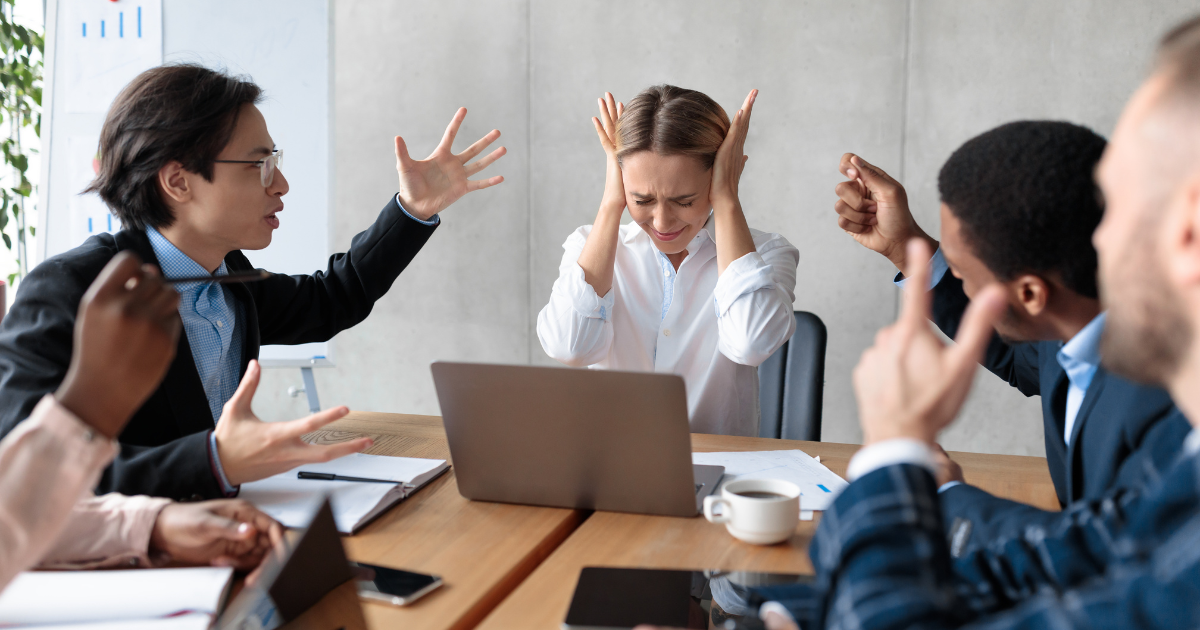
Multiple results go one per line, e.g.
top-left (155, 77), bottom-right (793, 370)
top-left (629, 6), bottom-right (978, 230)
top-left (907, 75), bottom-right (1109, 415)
top-left (216, 321), bottom-right (224, 328)
top-left (664, 329), bottom-right (671, 337)
top-left (663, 269), bottom-right (670, 278)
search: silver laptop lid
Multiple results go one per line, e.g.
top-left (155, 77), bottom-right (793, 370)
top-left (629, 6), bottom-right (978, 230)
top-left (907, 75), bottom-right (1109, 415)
top-left (431, 362), bottom-right (700, 517)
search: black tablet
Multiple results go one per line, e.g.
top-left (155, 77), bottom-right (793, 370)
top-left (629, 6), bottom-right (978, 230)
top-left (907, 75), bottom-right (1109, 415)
top-left (563, 567), bottom-right (813, 630)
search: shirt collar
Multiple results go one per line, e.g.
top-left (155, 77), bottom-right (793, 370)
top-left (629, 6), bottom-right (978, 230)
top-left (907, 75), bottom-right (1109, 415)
top-left (1186, 428), bottom-right (1200, 456)
top-left (1059, 312), bottom-right (1106, 369)
top-left (144, 226), bottom-right (228, 289)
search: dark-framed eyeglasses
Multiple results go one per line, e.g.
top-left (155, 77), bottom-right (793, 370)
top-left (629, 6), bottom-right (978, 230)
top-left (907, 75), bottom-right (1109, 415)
top-left (213, 149), bottom-right (283, 187)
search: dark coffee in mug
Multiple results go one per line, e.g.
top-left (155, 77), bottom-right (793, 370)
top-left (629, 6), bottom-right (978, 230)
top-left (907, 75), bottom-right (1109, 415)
top-left (733, 490), bottom-right (788, 500)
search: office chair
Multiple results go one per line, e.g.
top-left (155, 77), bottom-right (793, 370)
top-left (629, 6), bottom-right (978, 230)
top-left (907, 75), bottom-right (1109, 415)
top-left (757, 311), bottom-right (827, 442)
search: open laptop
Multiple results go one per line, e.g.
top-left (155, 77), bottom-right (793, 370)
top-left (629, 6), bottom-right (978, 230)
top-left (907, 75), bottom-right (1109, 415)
top-left (431, 362), bottom-right (723, 517)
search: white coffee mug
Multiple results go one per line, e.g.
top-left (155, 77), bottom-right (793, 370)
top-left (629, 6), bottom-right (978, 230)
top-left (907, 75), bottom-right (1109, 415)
top-left (703, 478), bottom-right (801, 545)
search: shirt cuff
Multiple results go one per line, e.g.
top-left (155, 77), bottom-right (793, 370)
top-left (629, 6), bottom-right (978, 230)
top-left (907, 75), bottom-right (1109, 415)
top-left (712, 251), bottom-right (776, 317)
top-left (560, 262), bottom-right (615, 321)
top-left (207, 431), bottom-right (239, 497)
top-left (893, 247), bottom-right (949, 289)
top-left (395, 193), bottom-right (441, 226)
top-left (938, 480), bottom-right (964, 493)
top-left (846, 438), bottom-right (937, 481)
top-left (759, 601), bottom-right (797, 624)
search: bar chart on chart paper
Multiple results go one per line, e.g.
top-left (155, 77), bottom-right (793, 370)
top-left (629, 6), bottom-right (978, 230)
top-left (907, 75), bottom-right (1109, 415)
top-left (66, 136), bottom-right (118, 247)
top-left (62, 0), bottom-right (162, 114)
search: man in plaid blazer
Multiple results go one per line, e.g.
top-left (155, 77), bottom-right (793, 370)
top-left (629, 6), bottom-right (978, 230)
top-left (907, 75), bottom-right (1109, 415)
top-left (762, 15), bottom-right (1200, 630)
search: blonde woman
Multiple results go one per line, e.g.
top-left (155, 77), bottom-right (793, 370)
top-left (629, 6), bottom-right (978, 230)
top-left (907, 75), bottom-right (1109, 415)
top-left (537, 86), bottom-right (799, 436)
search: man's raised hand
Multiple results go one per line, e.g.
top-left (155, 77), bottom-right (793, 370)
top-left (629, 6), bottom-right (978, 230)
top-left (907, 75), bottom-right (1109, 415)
top-left (852, 239), bottom-right (1006, 445)
top-left (395, 107), bottom-right (506, 221)
top-left (834, 153), bottom-right (936, 270)
top-left (213, 360), bottom-right (373, 486)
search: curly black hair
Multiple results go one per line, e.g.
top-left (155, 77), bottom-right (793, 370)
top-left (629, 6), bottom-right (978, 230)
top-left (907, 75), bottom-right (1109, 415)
top-left (937, 120), bottom-right (1107, 299)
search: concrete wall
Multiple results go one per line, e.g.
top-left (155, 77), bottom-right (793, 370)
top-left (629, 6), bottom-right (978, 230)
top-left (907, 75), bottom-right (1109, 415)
top-left (252, 0), bottom-right (1199, 457)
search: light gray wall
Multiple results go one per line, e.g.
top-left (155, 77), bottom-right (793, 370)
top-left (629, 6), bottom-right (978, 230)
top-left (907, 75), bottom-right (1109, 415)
top-left (252, 0), bottom-right (1199, 457)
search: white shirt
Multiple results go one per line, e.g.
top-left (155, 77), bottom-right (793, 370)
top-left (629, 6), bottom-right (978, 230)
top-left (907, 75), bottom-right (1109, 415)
top-left (537, 215), bottom-right (799, 436)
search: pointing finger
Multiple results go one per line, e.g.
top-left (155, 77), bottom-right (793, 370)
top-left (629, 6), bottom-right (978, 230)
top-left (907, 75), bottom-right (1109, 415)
top-left (900, 239), bottom-right (934, 330)
top-left (226, 360), bottom-right (261, 417)
top-left (465, 146), bottom-right (507, 176)
top-left (394, 136), bottom-right (412, 168)
top-left (466, 174), bottom-right (505, 192)
top-left (288, 405), bottom-right (352, 437)
top-left (437, 107), bottom-right (467, 152)
top-left (307, 437), bottom-right (375, 464)
top-left (457, 129), bottom-right (501, 164)
top-left (947, 284), bottom-right (1006, 372)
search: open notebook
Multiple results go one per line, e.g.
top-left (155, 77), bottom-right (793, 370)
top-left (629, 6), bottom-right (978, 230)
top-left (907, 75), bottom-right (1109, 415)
top-left (0, 567), bottom-right (232, 628)
top-left (240, 453), bottom-right (450, 534)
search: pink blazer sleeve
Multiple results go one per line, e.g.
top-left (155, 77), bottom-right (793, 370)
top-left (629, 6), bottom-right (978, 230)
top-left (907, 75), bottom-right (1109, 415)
top-left (0, 396), bottom-right (119, 589)
top-left (37, 492), bottom-right (170, 570)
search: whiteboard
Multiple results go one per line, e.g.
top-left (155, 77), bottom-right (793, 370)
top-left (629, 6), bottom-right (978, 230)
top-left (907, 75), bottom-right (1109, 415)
top-left (40, 0), bottom-right (334, 367)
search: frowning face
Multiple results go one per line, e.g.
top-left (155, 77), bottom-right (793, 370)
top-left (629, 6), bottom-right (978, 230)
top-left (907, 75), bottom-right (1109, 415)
top-left (620, 151), bottom-right (712, 255)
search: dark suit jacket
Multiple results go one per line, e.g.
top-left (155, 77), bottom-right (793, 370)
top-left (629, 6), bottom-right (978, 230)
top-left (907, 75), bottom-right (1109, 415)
top-left (796, 446), bottom-right (1200, 630)
top-left (927, 272), bottom-right (1178, 508)
top-left (0, 196), bottom-right (436, 500)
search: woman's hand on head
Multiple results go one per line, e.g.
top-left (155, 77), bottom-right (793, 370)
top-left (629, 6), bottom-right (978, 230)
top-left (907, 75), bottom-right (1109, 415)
top-left (592, 92), bottom-right (626, 213)
top-left (710, 89), bottom-right (756, 214)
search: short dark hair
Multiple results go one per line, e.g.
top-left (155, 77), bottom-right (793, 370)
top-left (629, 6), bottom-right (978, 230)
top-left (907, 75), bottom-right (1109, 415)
top-left (937, 120), bottom-right (1108, 299)
top-left (85, 64), bottom-right (262, 231)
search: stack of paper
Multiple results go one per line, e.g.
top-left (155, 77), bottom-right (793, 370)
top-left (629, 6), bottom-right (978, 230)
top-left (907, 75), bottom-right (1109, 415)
top-left (0, 567), bottom-right (232, 628)
top-left (692, 450), bottom-right (849, 513)
top-left (240, 452), bottom-right (449, 534)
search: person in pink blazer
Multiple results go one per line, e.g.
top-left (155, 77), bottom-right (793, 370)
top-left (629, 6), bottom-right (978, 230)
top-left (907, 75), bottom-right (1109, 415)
top-left (0, 252), bottom-right (281, 592)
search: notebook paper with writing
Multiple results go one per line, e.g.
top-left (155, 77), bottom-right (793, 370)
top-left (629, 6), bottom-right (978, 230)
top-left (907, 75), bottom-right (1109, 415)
top-left (240, 452), bottom-right (450, 534)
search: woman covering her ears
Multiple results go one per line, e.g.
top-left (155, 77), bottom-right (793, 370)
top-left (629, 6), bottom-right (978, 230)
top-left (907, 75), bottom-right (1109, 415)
top-left (537, 85), bottom-right (799, 436)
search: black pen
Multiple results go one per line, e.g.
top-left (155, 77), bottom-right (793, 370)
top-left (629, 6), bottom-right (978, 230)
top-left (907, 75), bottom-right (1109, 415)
top-left (164, 269), bottom-right (271, 285)
top-left (297, 471), bottom-right (399, 484)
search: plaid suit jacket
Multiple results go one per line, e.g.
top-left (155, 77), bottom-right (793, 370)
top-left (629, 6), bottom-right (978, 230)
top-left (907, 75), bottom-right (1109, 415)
top-left (799, 443), bottom-right (1200, 629)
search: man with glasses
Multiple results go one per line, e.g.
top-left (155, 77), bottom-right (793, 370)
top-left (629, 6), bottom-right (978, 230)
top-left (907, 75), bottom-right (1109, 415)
top-left (0, 64), bottom-right (506, 500)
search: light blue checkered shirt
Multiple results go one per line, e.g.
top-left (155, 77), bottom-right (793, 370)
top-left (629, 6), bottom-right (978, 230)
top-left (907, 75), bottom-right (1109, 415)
top-left (147, 228), bottom-right (244, 422)
top-left (147, 228), bottom-right (243, 492)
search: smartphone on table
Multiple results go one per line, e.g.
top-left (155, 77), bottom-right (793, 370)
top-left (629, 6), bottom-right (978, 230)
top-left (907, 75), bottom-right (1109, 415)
top-left (350, 561), bottom-right (443, 606)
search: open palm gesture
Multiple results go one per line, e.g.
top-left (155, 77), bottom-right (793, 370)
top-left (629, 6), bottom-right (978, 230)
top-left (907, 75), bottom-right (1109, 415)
top-left (395, 107), bottom-right (506, 220)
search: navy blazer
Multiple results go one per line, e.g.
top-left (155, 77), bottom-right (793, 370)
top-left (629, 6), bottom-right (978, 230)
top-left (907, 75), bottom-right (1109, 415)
top-left (0, 196), bottom-right (437, 500)
top-left (796, 442), bottom-right (1200, 630)
top-left (928, 273), bottom-right (1178, 508)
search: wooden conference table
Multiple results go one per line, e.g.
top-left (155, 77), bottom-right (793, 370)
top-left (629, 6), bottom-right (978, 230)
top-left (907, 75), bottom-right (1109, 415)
top-left (285, 411), bottom-right (1060, 630)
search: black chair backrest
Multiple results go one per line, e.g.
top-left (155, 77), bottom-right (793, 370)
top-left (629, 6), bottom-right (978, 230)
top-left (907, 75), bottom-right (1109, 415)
top-left (758, 311), bottom-right (827, 441)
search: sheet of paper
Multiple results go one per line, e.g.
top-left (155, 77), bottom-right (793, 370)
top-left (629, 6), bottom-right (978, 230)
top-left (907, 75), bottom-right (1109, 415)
top-left (240, 474), bottom-right (396, 532)
top-left (296, 452), bottom-right (445, 483)
top-left (61, 0), bottom-right (163, 114)
top-left (0, 567), bottom-right (230, 626)
top-left (14, 613), bottom-right (213, 630)
top-left (240, 452), bottom-right (446, 532)
top-left (692, 450), bottom-right (849, 511)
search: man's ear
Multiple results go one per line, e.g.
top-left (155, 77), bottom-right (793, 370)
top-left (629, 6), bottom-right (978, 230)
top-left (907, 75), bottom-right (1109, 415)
top-left (157, 161), bottom-right (191, 205)
top-left (1010, 274), bottom-right (1051, 318)
top-left (1165, 171), bottom-right (1200, 290)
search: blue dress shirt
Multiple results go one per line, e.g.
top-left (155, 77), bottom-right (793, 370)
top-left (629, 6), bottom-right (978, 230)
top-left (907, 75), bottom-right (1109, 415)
top-left (894, 248), bottom-right (1106, 493)
top-left (1056, 312), bottom-right (1106, 446)
top-left (146, 227), bottom-right (243, 494)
